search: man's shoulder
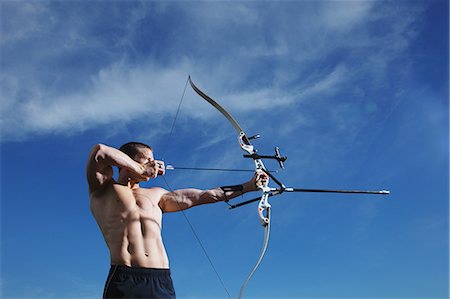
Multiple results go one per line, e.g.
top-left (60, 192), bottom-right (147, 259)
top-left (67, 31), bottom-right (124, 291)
top-left (89, 180), bottom-right (116, 198)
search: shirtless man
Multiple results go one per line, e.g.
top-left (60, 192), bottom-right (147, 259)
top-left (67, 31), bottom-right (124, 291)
top-left (86, 142), bottom-right (268, 299)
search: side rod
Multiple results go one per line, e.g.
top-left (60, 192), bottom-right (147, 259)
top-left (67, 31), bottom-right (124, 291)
top-left (229, 192), bottom-right (279, 209)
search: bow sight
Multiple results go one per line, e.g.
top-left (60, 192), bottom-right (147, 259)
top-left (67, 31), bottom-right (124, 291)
top-left (243, 145), bottom-right (287, 169)
top-left (245, 134), bottom-right (287, 168)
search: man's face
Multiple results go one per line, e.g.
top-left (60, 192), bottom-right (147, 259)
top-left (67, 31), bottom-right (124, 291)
top-left (126, 148), bottom-right (156, 182)
top-left (135, 148), bottom-right (154, 165)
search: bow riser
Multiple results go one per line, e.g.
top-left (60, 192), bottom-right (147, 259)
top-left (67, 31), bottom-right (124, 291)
top-left (237, 132), bottom-right (271, 225)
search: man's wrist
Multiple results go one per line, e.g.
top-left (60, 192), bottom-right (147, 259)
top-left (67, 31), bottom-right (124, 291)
top-left (135, 164), bottom-right (146, 177)
top-left (218, 181), bottom-right (257, 202)
top-left (220, 184), bottom-right (243, 202)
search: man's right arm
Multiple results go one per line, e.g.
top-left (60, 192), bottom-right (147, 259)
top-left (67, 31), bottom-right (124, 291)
top-left (86, 144), bottom-right (145, 193)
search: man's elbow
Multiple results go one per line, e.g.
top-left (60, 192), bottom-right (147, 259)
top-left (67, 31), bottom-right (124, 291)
top-left (90, 143), bottom-right (109, 161)
top-left (93, 143), bottom-right (107, 153)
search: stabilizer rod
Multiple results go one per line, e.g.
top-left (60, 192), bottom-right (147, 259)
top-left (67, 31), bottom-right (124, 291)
top-left (286, 188), bottom-right (390, 195)
top-left (228, 188), bottom-right (390, 209)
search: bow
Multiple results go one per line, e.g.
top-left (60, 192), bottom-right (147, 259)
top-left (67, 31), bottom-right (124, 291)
top-left (185, 76), bottom-right (389, 298)
top-left (188, 76), bottom-right (286, 298)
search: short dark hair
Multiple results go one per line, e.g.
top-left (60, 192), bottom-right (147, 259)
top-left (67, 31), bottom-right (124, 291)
top-left (119, 142), bottom-right (153, 161)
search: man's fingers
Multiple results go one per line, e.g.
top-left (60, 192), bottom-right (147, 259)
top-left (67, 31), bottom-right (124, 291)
top-left (156, 160), bottom-right (165, 176)
top-left (254, 170), bottom-right (269, 188)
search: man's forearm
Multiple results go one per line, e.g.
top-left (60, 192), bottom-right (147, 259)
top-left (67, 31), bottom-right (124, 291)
top-left (95, 144), bottom-right (144, 175)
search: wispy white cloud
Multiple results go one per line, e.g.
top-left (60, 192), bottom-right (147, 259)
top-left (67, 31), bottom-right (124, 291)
top-left (0, 1), bottom-right (425, 141)
top-left (320, 1), bottom-right (374, 32)
top-left (1, 61), bottom-right (193, 138)
top-left (0, 2), bottom-right (51, 45)
top-left (297, 64), bottom-right (349, 99)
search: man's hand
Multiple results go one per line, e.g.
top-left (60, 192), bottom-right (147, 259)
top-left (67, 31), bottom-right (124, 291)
top-left (251, 170), bottom-right (269, 190)
top-left (142, 159), bottom-right (165, 179)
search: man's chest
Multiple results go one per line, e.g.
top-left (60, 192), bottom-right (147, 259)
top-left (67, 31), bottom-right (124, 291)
top-left (113, 186), bottom-right (163, 223)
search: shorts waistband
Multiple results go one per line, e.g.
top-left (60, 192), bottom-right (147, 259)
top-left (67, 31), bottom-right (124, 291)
top-left (110, 265), bottom-right (171, 277)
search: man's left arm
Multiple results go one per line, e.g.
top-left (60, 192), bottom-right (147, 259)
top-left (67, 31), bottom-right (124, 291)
top-left (159, 173), bottom-right (266, 213)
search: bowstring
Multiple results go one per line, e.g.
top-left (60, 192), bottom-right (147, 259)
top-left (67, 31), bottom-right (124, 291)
top-left (160, 76), bottom-right (232, 299)
top-left (160, 78), bottom-right (189, 157)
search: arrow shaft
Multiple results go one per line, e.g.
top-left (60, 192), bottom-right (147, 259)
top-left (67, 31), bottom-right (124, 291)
top-left (166, 165), bottom-right (277, 173)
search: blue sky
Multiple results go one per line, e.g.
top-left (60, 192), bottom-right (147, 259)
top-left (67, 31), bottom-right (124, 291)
top-left (1, 1), bottom-right (448, 298)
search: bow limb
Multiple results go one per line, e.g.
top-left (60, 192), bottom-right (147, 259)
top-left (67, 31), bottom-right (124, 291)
top-left (238, 206), bottom-right (271, 299)
top-left (188, 76), bottom-right (244, 134)
top-left (188, 76), bottom-right (260, 159)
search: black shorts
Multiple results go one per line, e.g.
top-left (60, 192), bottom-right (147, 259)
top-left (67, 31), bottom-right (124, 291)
top-left (103, 265), bottom-right (176, 299)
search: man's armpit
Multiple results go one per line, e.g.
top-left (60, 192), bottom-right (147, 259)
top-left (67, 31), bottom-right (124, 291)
top-left (154, 188), bottom-right (173, 213)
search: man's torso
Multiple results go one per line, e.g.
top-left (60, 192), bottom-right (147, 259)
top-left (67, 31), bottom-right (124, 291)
top-left (90, 182), bottom-right (169, 268)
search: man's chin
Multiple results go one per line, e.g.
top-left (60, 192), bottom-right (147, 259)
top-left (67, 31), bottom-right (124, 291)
top-left (137, 177), bottom-right (151, 182)
top-left (130, 176), bottom-right (150, 183)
